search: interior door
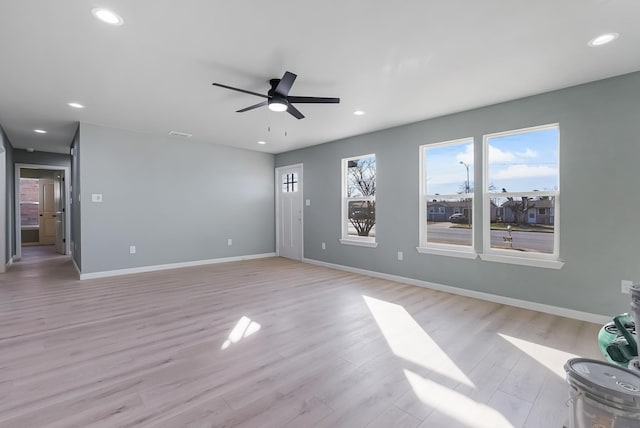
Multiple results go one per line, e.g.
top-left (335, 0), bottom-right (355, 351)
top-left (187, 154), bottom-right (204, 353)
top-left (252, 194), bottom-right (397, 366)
top-left (38, 179), bottom-right (57, 245)
top-left (54, 173), bottom-right (65, 254)
top-left (277, 165), bottom-right (303, 260)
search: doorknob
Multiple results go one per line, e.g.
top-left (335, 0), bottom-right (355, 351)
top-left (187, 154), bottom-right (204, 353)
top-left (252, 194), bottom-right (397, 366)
top-left (39, 214), bottom-right (43, 217)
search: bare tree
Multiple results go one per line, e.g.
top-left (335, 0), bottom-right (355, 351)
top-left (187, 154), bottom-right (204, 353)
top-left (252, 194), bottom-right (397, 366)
top-left (347, 158), bottom-right (376, 237)
top-left (506, 196), bottom-right (536, 226)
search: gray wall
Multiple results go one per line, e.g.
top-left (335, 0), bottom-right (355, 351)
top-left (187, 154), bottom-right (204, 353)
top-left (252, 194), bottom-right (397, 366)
top-left (13, 149), bottom-right (71, 168)
top-left (276, 71), bottom-right (640, 317)
top-left (1, 126), bottom-right (14, 263)
top-left (70, 126), bottom-right (81, 269)
top-left (78, 123), bottom-right (275, 273)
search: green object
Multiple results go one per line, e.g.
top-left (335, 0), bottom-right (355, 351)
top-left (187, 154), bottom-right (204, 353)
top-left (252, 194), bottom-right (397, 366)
top-left (598, 313), bottom-right (638, 367)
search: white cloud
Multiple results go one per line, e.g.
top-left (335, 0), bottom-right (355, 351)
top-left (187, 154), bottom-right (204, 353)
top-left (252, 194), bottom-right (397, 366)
top-left (517, 148), bottom-right (538, 158)
top-left (488, 145), bottom-right (515, 163)
top-left (493, 165), bottom-right (558, 180)
top-left (455, 144), bottom-right (474, 165)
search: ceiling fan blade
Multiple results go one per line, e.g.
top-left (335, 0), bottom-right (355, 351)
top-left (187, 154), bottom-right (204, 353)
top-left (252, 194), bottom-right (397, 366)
top-left (236, 101), bottom-right (268, 113)
top-left (287, 104), bottom-right (305, 119)
top-left (274, 71), bottom-right (297, 97)
top-left (212, 83), bottom-right (268, 99)
top-left (287, 96), bottom-right (340, 104)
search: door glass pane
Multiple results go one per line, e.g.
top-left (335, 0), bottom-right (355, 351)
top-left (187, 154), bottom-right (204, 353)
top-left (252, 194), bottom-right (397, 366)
top-left (282, 173), bottom-right (298, 193)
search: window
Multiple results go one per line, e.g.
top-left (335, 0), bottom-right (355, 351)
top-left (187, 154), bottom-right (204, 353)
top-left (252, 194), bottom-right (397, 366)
top-left (282, 172), bottom-right (298, 192)
top-left (419, 138), bottom-right (475, 257)
top-left (19, 178), bottom-right (39, 227)
top-left (340, 154), bottom-right (376, 247)
top-left (483, 124), bottom-right (559, 264)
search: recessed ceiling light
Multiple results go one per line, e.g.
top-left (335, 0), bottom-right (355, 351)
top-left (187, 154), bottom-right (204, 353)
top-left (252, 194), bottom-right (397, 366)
top-left (588, 33), bottom-right (619, 47)
top-left (168, 130), bottom-right (193, 138)
top-left (91, 8), bottom-right (124, 26)
top-left (68, 102), bottom-right (85, 109)
top-left (257, 141), bottom-right (267, 145)
top-left (34, 129), bottom-right (47, 134)
top-left (353, 110), bottom-right (366, 116)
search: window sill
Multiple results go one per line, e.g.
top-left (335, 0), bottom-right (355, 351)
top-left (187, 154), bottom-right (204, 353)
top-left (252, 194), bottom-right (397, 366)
top-left (339, 239), bottom-right (378, 248)
top-left (21, 225), bottom-right (39, 230)
top-left (416, 247), bottom-right (477, 260)
top-left (479, 253), bottom-right (564, 269)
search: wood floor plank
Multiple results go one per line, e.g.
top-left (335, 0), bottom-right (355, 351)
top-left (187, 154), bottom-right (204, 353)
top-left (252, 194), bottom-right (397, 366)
top-left (0, 246), bottom-right (603, 428)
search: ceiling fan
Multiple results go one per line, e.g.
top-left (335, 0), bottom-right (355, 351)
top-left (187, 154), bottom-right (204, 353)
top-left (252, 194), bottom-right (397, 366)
top-left (212, 71), bottom-right (340, 120)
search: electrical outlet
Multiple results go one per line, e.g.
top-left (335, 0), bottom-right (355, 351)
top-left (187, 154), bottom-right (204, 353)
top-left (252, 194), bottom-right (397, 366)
top-left (91, 193), bottom-right (103, 203)
top-left (622, 280), bottom-right (634, 294)
top-left (227, 239), bottom-right (233, 246)
top-left (397, 251), bottom-right (404, 261)
top-left (322, 242), bottom-right (326, 250)
top-left (129, 245), bottom-right (136, 254)
top-left (306, 199), bottom-right (311, 206)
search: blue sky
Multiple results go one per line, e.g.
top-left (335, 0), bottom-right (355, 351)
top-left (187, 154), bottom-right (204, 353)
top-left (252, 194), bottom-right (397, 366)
top-left (425, 128), bottom-right (559, 195)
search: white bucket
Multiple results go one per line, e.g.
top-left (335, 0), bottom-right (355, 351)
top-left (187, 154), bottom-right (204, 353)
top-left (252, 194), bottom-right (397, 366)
top-left (565, 358), bottom-right (640, 428)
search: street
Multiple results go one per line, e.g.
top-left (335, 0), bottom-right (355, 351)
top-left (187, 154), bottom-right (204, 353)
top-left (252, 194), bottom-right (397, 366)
top-left (426, 223), bottom-right (554, 253)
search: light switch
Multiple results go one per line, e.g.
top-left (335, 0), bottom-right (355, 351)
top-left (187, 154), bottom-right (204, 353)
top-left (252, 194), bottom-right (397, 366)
top-left (91, 194), bottom-right (103, 203)
top-left (305, 199), bottom-right (311, 206)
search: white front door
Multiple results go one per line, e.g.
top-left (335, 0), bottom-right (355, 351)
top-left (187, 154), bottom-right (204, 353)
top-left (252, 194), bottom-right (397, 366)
top-left (276, 164), bottom-right (303, 260)
top-left (54, 173), bottom-right (65, 254)
top-left (39, 179), bottom-right (57, 245)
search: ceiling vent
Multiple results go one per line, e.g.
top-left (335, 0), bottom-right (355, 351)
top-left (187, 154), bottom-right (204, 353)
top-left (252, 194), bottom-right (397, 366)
top-left (168, 131), bottom-right (192, 138)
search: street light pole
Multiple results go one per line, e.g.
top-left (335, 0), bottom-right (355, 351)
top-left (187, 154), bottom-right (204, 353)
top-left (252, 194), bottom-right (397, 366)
top-left (459, 161), bottom-right (470, 226)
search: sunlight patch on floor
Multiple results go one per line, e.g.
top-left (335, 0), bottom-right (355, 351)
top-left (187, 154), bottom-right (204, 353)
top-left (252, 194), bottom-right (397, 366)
top-left (498, 333), bottom-right (577, 377)
top-left (363, 295), bottom-right (473, 387)
top-left (221, 316), bottom-right (261, 350)
top-left (404, 369), bottom-right (513, 427)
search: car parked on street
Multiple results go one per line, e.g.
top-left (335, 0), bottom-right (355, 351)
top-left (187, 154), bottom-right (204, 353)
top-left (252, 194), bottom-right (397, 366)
top-left (449, 213), bottom-right (468, 223)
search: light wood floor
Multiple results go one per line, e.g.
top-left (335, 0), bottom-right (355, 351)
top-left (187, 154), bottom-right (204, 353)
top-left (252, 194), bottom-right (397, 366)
top-left (0, 250), bottom-right (601, 428)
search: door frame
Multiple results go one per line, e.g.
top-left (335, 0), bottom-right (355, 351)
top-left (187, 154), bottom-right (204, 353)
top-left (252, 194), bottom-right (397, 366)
top-left (0, 149), bottom-right (5, 273)
top-left (275, 163), bottom-right (304, 260)
top-left (14, 163), bottom-right (71, 260)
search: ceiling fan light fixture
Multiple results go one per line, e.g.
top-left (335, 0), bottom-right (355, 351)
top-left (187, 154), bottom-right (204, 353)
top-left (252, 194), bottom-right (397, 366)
top-left (268, 99), bottom-right (288, 112)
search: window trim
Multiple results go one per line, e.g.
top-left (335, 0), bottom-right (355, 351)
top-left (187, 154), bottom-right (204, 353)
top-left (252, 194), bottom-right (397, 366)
top-left (482, 123), bottom-right (561, 265)
top-left (341, 153), bottom-right (377, 246)
top-left (418, 138), bottom-right (476, 256)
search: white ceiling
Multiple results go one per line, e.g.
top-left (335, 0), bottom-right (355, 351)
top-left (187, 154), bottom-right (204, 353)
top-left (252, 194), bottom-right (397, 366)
top-left (0, 1), bottom-right (639, 155)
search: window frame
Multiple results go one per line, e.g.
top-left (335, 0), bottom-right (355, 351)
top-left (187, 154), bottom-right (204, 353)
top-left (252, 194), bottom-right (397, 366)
top-left (418, 138), bottom-right (477, 259)
top-left (481, 123), bottom-right (563, 269)
top-left (340, 153), bottom-right (378, 248)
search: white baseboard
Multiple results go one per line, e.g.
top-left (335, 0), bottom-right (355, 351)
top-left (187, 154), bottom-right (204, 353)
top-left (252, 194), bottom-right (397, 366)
top-left (79, 253), bottom-right (276, 280)
top-left (303, 258), bottom-right (610, 325)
